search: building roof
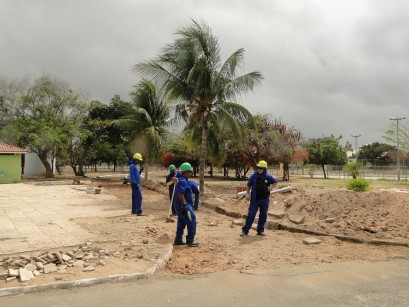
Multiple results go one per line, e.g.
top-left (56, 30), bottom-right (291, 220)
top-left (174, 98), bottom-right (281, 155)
top-left (0, 143), bottom-right (29, 153)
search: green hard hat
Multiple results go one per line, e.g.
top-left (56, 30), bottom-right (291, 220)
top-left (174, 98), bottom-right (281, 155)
top-left (168, 164), bottom-right (176, 171)
top-left (180, 162), bottom-right (192, 172)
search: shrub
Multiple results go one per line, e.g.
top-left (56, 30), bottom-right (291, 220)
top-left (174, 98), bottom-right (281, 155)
top-left (346, 178), bottom-right (370, 192)
top-left (343, 162), bottom-right (363, 179)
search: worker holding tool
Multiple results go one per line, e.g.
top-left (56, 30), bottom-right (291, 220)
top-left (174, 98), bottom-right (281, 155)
top-left (166, 164), bottom-right (178, 215)
top-left (241, 160), bottom-right (277, 236)
top-left (173, 162), bottom-right (198, 247)
top-left (189, 180), bottom-right (200, 210)
top-left (130, 153), bottom-right (143, 215)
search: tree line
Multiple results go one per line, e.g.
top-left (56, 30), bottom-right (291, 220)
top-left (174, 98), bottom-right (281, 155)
top-left (1, 19), bottom-right (407, 188)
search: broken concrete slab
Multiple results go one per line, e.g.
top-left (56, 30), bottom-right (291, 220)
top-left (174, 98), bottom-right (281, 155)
top-left (24, 263), bottom-right (37, 272)
top-left (73, 260), bottom-right (85, 267)
top-left (19, 268), bottom-right (34, 282)
top-left (289, 214), bottom-right (305, 224)
top-left (269, 210), bottom-right (286, 218)
top-left (54, 251), bottom-right (64, 264)
top-left (43, 263), bottom-right (58, 274)
top-left (62, 254), bottom-right (72, 262)
top-left (82, 266), bottom-right (95, 272)
top-left (303, 237), bottom-right (322, 245)
top-left (8, 268), bottom-right (19, 277)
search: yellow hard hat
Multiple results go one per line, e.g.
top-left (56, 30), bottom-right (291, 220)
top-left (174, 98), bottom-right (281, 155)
top-left (133, 153), bottom-right (143, 161)
top-left (257, 160), bottom-right (267, 168)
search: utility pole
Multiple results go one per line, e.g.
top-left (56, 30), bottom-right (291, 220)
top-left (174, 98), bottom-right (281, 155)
top-left (389, 116), bottom-right (407, 181)
top-left (351, 134), bottom-right (361, 163)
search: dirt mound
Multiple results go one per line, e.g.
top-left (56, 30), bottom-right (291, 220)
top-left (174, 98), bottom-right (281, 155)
top-left (209, 185), bottom-right (409, 242)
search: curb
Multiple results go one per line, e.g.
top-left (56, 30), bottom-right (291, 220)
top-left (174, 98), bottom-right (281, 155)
top-left (0, 244), bottom-right (173, 297)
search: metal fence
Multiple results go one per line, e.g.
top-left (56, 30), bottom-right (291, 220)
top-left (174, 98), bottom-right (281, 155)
top-left (84, 163), bottom-right (409, 180)
top-left (285, 165), bottom-right (409, 180)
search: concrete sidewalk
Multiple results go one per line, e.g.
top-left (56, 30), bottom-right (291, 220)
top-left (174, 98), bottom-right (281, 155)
top-left (0, 181), bottom-right (128, 255)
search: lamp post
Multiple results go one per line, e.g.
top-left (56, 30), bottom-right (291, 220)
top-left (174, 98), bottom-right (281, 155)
top-left (351, 134), bottom-right (361, 163)
top-left (389, 116), bottom-right (407, 181)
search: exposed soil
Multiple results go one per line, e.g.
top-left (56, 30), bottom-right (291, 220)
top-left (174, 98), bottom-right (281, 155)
top-left (2, 175), bottom-right (409, 287)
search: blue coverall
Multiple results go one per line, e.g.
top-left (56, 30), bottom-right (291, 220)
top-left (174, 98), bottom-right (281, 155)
top-left (242, 169), bottom-right (277, 234)
top-left (174, 172), bottom-right (197, 244)
top-left (129, 159), bottom-right (142, 215)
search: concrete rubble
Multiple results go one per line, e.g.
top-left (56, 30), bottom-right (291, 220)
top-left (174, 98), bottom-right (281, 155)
top-left (0, 240), bottom-right (127, 283)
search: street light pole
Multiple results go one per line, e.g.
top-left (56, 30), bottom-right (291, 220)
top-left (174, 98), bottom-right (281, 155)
top-left (351, 134), bottom-right (361, 163)
top-left (389, 116), bottom-right (407, 181)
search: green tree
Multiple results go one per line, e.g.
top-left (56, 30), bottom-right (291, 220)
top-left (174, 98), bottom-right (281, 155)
top-left (134, 19), bottom-right (262, 192)
top-left (306, 135), bottom-right (348, 178)
top-left (357, 142), bottom-right (395, 166)
top-left (112, 80), bottom-right (170, 180)
top-left (1, 75), bottom-right (86, 177)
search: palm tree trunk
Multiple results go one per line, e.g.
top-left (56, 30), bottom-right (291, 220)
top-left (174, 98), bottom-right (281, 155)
top-left (199, 122), bottom-right (208, 194)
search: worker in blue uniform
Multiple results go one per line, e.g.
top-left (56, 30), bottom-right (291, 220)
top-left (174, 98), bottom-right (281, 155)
top-left (173, 162), bottom-right (198, 247)
top-left (130, 153), bottom-right (143, 215)
top-left (241, 160), bottom-right (277, 236)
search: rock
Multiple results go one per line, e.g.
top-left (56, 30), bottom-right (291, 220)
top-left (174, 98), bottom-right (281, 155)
top-left (363, 226), bottom-right (378, 233)
top-left (33, 270), bottom-right (41, 277)
top-left (43, 263), bottom-right (58, 273)
top-left (19, 268), bottom-right (34, 282)
top-left (6, 276), bottom-right (17, 283)
top-left (289, 214), bottom-right (305, 224)
top-left (62, 254), bottom-right (72, 262)
top-left (73, 260), bottom-right (85, 267)
top-left (82, 266), bottom-right (95, 272)
top-left (381, 226), bottom-right (389, 232)
top-left (57, 269), bottom-right (66, 274)
top-left (208, 220), bottom-right (218, 226)
top-left (54, 252), bottom-right (64, 264)
top-left (232, 219), bottom-right (244, 226)
top-left (325, 218), bottom-right (336, 223)
top-left (19, 255), bottom-right (31, 261)
top-left (303, 237), bottom-right (322, 245)
top-left (269, 210), bottom-right (285, 218)
top-left (8, 268), bottom-right (19, 277)
top-left (142, 239), bottom-right (149, 244)
top-left (251, 223), bottom-right (258, 230)
top-left (55, 276), bottom-right (63, 281)
top-left (284, 199), bottom-right (294, 208)
top-left (97, 260), bottom-right (106, 266)
top-left (24, 263), bottom-right (37, 272)
top-left (36, 262), bottom-right (44, 270)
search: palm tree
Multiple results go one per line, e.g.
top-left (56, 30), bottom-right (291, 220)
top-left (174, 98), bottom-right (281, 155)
top-left (112, 79), bottom-right (169, 180)
top-left (134, 19), bottom-right (262, 192)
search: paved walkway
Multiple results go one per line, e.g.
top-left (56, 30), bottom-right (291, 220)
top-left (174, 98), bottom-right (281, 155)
top-left (0, 181), bottom-right (128, 255)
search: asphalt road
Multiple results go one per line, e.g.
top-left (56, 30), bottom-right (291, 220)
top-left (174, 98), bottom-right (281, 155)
top-left (2, 259), bottom-right (409, 307)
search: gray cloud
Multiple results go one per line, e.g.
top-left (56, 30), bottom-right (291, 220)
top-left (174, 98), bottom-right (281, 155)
top-left (1, 0), bottom-right (408, 146)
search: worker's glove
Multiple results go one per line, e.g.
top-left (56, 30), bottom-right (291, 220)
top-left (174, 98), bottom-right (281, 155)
top-left (245, 193), bottom-right (250, 201)
top-left (181, 203), bottom-right (187, 213)
top-left (268, 185), bottom-right (272, 192)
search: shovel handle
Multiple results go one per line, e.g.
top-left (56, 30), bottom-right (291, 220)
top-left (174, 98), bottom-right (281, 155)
top-left (168, 182), bottom-right (177, 217)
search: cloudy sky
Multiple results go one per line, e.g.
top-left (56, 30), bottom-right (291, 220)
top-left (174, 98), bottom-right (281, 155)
top-left (1, 0), bottom-right (408, 146)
